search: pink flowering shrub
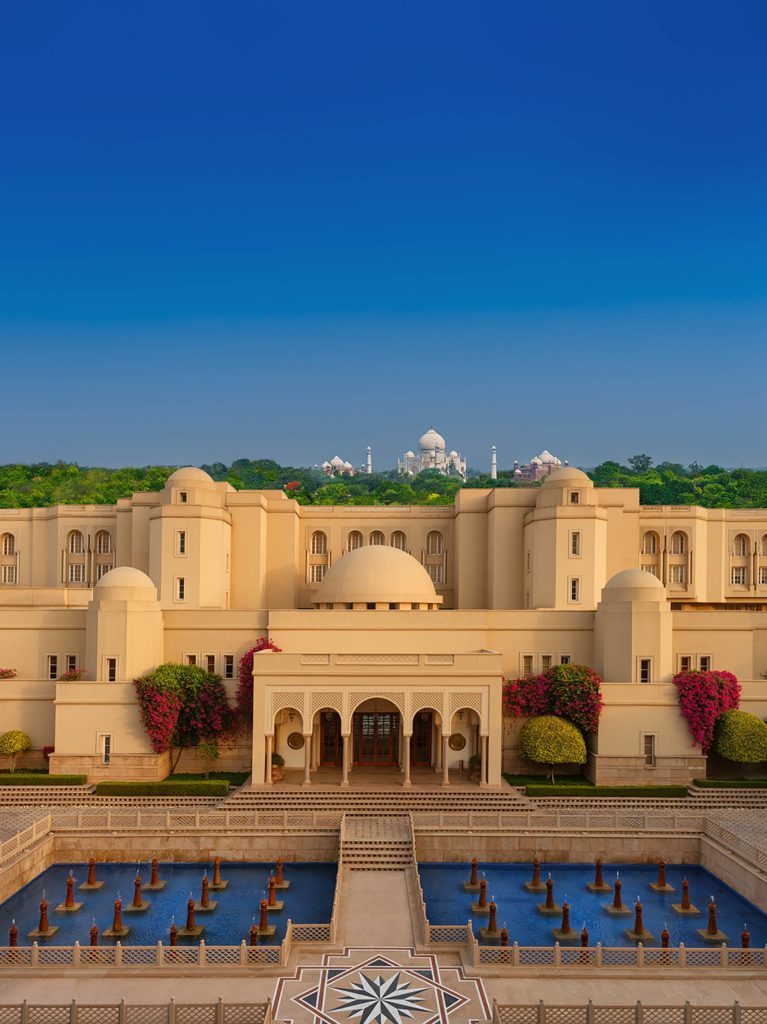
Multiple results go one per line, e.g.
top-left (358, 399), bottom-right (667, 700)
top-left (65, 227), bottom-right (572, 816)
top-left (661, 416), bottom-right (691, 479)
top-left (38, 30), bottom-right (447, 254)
top-left (503, 664), bottom-right (604, 734)
top-left (673, 669), bottom-right (740, 752)
top-left (0, 669), bottom-right (18, 679)
top-left (134, 678), bottom-right (182, 753)
top-left (60, 667), bottom-right (86, 681)
top-left (235, 638), bottom-right (282, 728)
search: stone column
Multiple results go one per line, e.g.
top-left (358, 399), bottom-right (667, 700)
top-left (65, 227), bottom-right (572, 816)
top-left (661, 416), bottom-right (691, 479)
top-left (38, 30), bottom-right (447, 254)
top-left (341, 734), bottom-right (350, 788)
top-left (265, 734), bottom-right (273, 786)
top-left (403, 735), bottom-right (412, 788)
top-left (480, 735), bottom-right (489, 788)
top-left (434, 724), bottom-right (442, 772)
top-left (442, 736), bottom-right (450, 787)
top-left (303, 734), bottom-right (312, 786)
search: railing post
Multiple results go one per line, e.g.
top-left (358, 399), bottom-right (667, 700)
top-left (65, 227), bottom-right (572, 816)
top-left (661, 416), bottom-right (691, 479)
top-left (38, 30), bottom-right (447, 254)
top-left (156, 940), bottom-right (164, 965)
top-left (586, 1000), bottom-right (594, 1024)
top-left (118, 998), bottom-right (126, 1024)
top-left (678, 943), bottom-right (686, 968)
top-left (240, 940), bottom-right (248, 966)
top-left (199, 939), bottom-right (206, 965)
top-left (733, 1001), bottom-right (741, 1024)
top-left (537, 998), bottom-right (546, 1024)
top-left (721, 944), bottom-right (728, 968)
top-left (684, 1001), bottom-right (692, 1024)
top-left (166, 811), bottom-right (171, 828)
top-left (72, 941), bottom-right (81, 967)
top-left (21, 1000), bottom-right (28, 1024)
top-left (513, 941), bottom-right (520, 967)
top-left (595, 942), bottom-right (602, 967)
top-left (216, 996), bottom-right (224, 1024)
top-left (114, 941), bottom-right (123, 967)
top-left (554, 942), bottom-right (561, 968)
top-left (31, 942), bottom-right (39, 967)
top-left (195, 810), bottom-right (200, 829)
top-left (635, 1000), bottom-right (643, 1024)
top-left (69, 999), bottom-right (77, 1024)
top-left (636, 942), bottom-right (644, 968)
top-left (168, 997), bottom-right (176, 1024)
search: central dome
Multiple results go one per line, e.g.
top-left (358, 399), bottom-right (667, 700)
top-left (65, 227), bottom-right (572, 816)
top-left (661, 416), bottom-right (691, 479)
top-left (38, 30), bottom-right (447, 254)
top-left (313, 546), bottom-right (442, 609)
top-left (418, 427), bottom-right (446, 452)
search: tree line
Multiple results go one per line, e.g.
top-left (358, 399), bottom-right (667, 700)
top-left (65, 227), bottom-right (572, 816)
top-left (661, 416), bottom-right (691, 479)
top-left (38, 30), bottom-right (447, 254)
top-left (0, 455), bottom-right (766, 508)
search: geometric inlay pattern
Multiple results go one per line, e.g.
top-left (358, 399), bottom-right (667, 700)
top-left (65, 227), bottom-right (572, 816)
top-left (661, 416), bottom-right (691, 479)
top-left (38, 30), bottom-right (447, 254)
top-left (272, 947), bottom-right (490, 1024)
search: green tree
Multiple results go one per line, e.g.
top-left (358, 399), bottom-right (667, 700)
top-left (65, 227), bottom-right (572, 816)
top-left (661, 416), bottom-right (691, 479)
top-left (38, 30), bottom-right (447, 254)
top-left (628, 454), bottom-right (653, 473)
top-left (519, 715), bottom-right (586, 782)
top-left (0, 730), bottom-right (32, 772)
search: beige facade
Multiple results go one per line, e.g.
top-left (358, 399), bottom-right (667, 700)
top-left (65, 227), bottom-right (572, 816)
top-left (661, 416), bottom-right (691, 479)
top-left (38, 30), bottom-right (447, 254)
top-left (1, 465), bottom-right (767, 784)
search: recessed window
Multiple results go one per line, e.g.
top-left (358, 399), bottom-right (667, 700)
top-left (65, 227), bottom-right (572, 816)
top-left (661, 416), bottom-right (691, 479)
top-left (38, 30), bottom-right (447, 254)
top-left (390, 531), bottom-right (407, 551)
top-left (68, 564), bottom-right (85, 584)
top-left (310, 564), bottom-right (327, 583)
top-left (699, 655), bottom-right (712, 672)
top-left (427, 563), bottom-right (443, 585)
top-left (223, 654), bottom-right (234, 679)
top-left (560, 655), bottom-right (571, 665)
top-left (205, 654), bottom-right (216, 673)
top-left (731, 566), bottom-right (747, 586)
top-left (522, 655), bottom-right (534, 676)
top-left (759, 567), bottom-right (767, 586)
top-left (1, 533), bottom-right (16, 556)
top-left (310, 531), bottom-right (327, 555)
top-left (568, 577), bottom-right (581, 603)
top-left (176, 530), bottom-right (187, 555)
top-left (178, 491), bottom-right (188, 504)
top-left (348, 530), bottom-right (364, 551)
top-left (426, 531), bottom-right (444, 555)
top-left (95, 531), bottom-right (112, 554)
top-left (47, 655), bottom-right (58, 680)
top-left (99, 733), bottom-right (112, 766)
top-left (106, 657), bottom-right (117, 683)
top-left (670, 531), bottom-right (687, 555)
top-left (679, 655), bottom-right (693, 673)
top-left (95, 563), bottom-right (113, 580)
top-left (570, 531), bottom-right (581, 557)
top-left (733, 533), bottom-right (750, 557)
top-left (186, 654), bottom-right (197, 666)
top-left (669, 564), bottom-right (687, 585)
top-left (541, 655), bottom-right (553, 671)
top-left (569, 491), bottom-right (580, 505)
top-left (639, 658), bottom-right (652, 684)
top-left (642, 532), bottom-right (658, 556)
top-left (761, 534), bottom-right (767, 557)
top-left (66, 654), bottom-right (77, 673)
top-left (1, 565), bottom-right (17, 585)
top-left (370, 530), bottom-right (385, 546)
top-left (67, 530), bottom-right (85, 554)
top-left (643, 733), bottom-right (656, 767)
top-left (176, 576), bottom-right (186, 601)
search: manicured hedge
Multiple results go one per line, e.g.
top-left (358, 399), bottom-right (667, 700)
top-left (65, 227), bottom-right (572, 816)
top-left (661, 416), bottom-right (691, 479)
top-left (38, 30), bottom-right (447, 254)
top-left (0, 773), bottom-right (87, 786)
top-left (504, 774), bottom-right (588, 787)
top-left (94, 780), bottom-right (228, 796)
top-left (169, 771), bottom-right (250, 786)
top-left (693, 778), bottom-right (767, 789)
top-left (525, 784), bottom-right (688, 797)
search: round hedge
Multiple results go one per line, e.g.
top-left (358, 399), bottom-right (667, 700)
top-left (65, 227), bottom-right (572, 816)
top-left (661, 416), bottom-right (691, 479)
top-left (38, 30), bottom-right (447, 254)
top-left (714, 710), bottom-right (767, 764)
top-left (519, 715), bottom-right (587, 766)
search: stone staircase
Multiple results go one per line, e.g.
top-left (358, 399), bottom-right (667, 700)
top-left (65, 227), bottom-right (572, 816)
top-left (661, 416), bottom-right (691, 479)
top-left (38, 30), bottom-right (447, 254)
top-left (223, 785), bottom-right (532, 815)
top-left (340, 814), bottom-right (415, 870)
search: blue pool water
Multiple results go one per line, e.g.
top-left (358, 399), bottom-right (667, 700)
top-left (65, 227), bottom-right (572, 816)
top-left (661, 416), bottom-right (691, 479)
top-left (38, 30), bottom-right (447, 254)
top-left (418, 863), bottom-right (767, 947)
top-left (0, 862), bottom-right (336, 946)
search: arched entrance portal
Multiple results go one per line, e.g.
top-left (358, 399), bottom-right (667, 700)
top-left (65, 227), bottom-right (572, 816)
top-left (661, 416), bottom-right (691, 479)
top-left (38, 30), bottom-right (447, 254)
top-left (352, 698), bottom-right (401, 767)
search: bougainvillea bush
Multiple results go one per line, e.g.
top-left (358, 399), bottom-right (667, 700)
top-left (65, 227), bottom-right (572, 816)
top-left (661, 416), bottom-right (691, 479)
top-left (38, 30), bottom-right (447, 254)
top-left (503, 664), bottom-right (603, 733)
top-left (673, 670), bottom-right (740, 753)
top-left (134, 663), bottom-right (233, 769)
top-left (0, 669), bottom-right (17, 679)
top-left (235, 638), bottom-right (282, 728)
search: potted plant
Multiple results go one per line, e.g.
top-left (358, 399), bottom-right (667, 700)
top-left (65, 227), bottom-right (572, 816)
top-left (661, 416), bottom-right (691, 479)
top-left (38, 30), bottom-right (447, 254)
top-left (271, 751), bottom-right (285, 782)
top-left (468, 753), bottom-right (482, 782)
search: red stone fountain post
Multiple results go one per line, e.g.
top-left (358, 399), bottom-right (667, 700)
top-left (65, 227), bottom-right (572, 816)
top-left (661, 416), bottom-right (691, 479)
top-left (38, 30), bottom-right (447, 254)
top-left (268, 875), bottom-right (277, 908)
top-left (151, 859), bottom-right (160, 886)
top-left (661, 926), bottom-right (670, 948)
top-left (65, 874), bottom-right (75, 908)
top-left (499, 927), bottom-right (508, 947)
top-left (612, 878), bottom-right (624, 910)
top-left (249, 923), bottom-right (259, 946)
top-left (531, 859), bottom-right (541, 887)
top-left (580, 925), bottom-right (588, 947)
top-left (559, 902), bottom-right (571, 935)
top-left (90, 923), bottom-right (98, 947)
top-left (169, 921), bottom-right (178, 947)
top-left (707, 899), bottom-right (718, 936)
top-left (9, 921), bottom-right (18, 947)
top-left (545, 876), bottom-right (555, 910)
top-left (633, 901), bottom-right (645, 936)
top-left (213, 858), bottom-right (223, 887)
top-left (185, 899), bottom-right (196, 932)
top-left (39, 897), bottom-right (50, 933)
top-left (87, 860), bottom-right (97, 886)
top-left (112, 899), bottom-right (124, 934)
top-left (259, 899), bottom-right (269, 932)
top-left (201, 874), bottom-right (210, 909)
top-left (488, 902), bottom-right (497, 933)
top-left (681, 879), bottom-right (691, 910)
top-left (741, 926), bottom-right (751, 949)
top-left (276, 859), bottom-right (285, 886)
top-left (133, 875), bottom-right (143, 908)
top-left (478, 878), bottom-right (488, 909)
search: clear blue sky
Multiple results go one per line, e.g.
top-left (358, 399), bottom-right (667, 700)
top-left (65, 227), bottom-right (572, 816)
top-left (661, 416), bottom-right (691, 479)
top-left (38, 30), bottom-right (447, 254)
top-left (2, 1), bottom-right (765, 470)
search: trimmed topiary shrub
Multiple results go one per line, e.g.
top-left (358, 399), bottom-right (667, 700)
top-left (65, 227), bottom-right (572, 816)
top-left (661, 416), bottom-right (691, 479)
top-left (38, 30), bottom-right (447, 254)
top-left (714, 710), bottom-right (767, 765)
top-left (0, 730), bottom-right (32, 772)
top-left (519, 715), bottom-right (587, 782)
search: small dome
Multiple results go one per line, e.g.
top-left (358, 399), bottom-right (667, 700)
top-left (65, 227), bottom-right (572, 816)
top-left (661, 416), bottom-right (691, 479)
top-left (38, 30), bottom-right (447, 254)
top-left (419, 428), bottom-right (446, 451)
top-left (449, 450), bottom-right (459, 458)
top-left (166, 467), bottom-right (216, 489)
top-left (540, 466), bottom-right (592, 486)
top-left (514, 468), bottom-right (522, 476)
top-left (601, 569), bottom-right (665, 603)
top-left (538, 450), bottom-right (562, 465)
top-left (94, 567), bottom-right (158, 601)
top-left (321, 461), bottom-right (331, 468)
top-left (405, 450), bottom-right (415, 459)
top-left (343, 461), bottom-right (353, 470)
top-left (330, 455), bottom-right (345, 468)
top-left (530, 457), bottom-right (543, 466)
top-left (313, 545), bottom-right (442, 608)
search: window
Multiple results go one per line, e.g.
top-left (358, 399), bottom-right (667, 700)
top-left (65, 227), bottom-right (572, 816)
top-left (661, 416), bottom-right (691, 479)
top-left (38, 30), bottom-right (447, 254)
top-left (560, 655), bottom-right (571, 665)
top-left (311, 531), bottom-right (327, 555)
top-left (541, 655), bottom-right (553, 671)
top-left (176, 530), bottom-right (187, 555)
top-left (67, 530), bottom-right (85, 554)
top-left (699, 655), bottom-right (712, 672)
top-left (759, 567), bottom-right (767, 586)
top-left (641, 532), bottom-right (658, 556)
top-left (205, 654), bottom-right (216, 673)
top-left (99, 733), bottom-right (112, 766)
top-left (68, 563), bottom-right (85, 584)
top-left (569, 491), bottom-right (580, 504)
top-left (178, 491), bottom-right (188, 504)
top-left (733, 534), bottom-right (750, 557)
top-left (310, 564), bottom-right (326, 583)
top-left (643, 734), bottom-right (656, 768)
top-left (427, 563), bottom-right (443, 585)
top-left (679, 655), bottom-right (693, 672)
top-left (639, 658), bottom-right (652, 684)
top-left (522, 655), bottom-right (534, 675)
top-left (47, 655), bottom-right (58, 680)
top-left (348, 530), bottom-right (364, 551)
top-left (391, 531), bottom-right (407, 551)
top-left (568, 577), bottom-right (581, 603)
top-left (642, 564), bottom-right (660, 578)
top-left (670, 531), bottom-right (687, 555)
top-left (223, 654), bottom-right (234, 679)
top-left (762, 535), bottom-right (767, 557)
top-left (669, 564), bottom-right (687, 585)
top-left (1, 533), bottom-right (15, 556)
top-left (186, 654), bottom-right (197, 666)
top-left (369, 530), bottom-right (385, 546)
top-left (1, 565), bottom-right (17, 584)
top-left (570, 531), bottom-right (581, 557)
top-left (106, 657), bottom-right (117, 683)
top-left (95, 531), bottom-right (112, 554)
top-left (96, 563), bottom-right (113, 580)
top-left (176, 576), bottom-right (186, 601)
top-left (426, 531), bottom-right (444, 555)
top-left (66, 654), bottom-right (78, 673)
top-left (731, 566), bottom-right (747, 586)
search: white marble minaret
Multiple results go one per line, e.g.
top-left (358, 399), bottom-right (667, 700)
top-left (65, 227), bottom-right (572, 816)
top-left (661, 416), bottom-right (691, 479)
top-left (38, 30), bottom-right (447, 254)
top-left (490, 445), bottom-right (497, 480)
